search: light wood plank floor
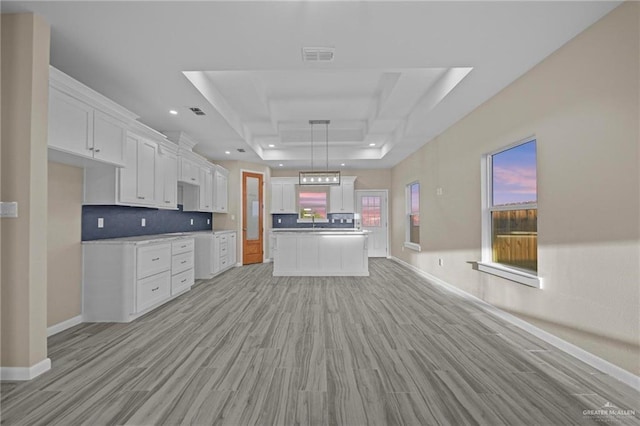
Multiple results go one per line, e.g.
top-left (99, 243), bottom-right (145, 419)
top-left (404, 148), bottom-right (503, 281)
top-left (2, 259), bottom-right (639, 425)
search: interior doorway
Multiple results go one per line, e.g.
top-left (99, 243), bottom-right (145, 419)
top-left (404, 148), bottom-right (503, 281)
top-left (242, 171), bottom-right (264, 265)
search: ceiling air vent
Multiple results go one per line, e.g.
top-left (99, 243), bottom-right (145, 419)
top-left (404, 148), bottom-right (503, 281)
top-left (189, 107), bottom-right (206, 116)
top-left (302, 46), bottom-right (335, 62)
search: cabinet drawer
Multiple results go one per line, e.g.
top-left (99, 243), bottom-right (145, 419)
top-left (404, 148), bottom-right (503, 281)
top-left (171, 268), bottom-right (194, 296)
top-left (172, 251), bottom-right (194, 274)
top-left (172, 239), bottom-right (194, 255)
top-left (137, 244), bottom-right (171, 279)
top-left (219, 255), bottom-right (229, 270)
top-left (136, 271), bottom-right (171, 313)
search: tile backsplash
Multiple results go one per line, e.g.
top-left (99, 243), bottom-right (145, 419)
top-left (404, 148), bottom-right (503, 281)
top-left (272, 213), bottom-right (355, 229)
top-left (82, 204), bottom-right (212, 240)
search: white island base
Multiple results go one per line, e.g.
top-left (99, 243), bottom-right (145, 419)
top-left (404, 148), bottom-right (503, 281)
top-left (272, 230), bottom-right (369, 276)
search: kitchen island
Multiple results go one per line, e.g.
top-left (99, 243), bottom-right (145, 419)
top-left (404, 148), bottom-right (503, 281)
top-left (271, 229), bottom-right (369, 276)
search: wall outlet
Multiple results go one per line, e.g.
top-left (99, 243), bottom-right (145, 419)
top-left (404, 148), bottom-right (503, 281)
top-left (0, 201), bottom-right (18, 218)
top-left (141, 218), bottom-right (146, 227)
top-left (436, 187), bottom-right (444, 196)
top-left (346, 218), bottom-right (352, 223)
top-left (438, 258), bottom-right (444, 266)
top-left (97, 218), bottom-right (104, 228)
top-left (207, 219), bottom-right (210, 225)
top-left (190, 218), bottom-right (194, 225)
top-left (277, 218), bottom-right (282, 224)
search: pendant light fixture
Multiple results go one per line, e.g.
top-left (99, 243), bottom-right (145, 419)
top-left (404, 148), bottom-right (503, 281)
top-left (299, 120), bottom-right (341, 185)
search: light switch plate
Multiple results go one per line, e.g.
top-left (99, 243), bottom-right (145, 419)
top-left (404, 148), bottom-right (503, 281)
top-left (141, 218), bottom-right (146, 227)
top-left (190, 219), bottom-right (194, 225)
top-left (0, 201), bottom-right (18, 218)
top-left (207, 219), bottom-right (210, 225)
top-left (98, 218), bottom-right (104, 228)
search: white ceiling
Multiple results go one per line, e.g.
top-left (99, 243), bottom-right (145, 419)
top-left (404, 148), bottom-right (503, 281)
top-left (2, 1), bottom-right (620, 169)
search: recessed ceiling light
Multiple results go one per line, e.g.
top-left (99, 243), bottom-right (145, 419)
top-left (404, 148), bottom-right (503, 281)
top-left (341, 163), bottom-right (345, 166)
top-left (268, 144), bottom-right (275, 148)
top-left (369, 143), bottom-right (376, 147)
top-left (224, 150), bottom-right (231, 155)
top-left (278, 163), bottom-right (283, 167)
top-left (169, 110), bottom-right (178, 115)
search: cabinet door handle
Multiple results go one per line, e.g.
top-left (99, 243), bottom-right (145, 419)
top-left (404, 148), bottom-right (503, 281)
top-left (151, 257), bottom-right (160, 261)
top-left (181, 279), bottom-right (187, 283)
top-left (191, 177), bottom-right (196, 181)
top-left (88, 147), bottom-right (94, 151)
top-left (94, 149), bottom-right (101, 153)
top-left (180, 245), bottom-right (187, 248)
top-left (151, 286), bottom-right (159, 292)
top-left (165, 201), bottom-right (171, 204)
top-left (181, 260), bottom-right (187, 264)
top-left (138, 196), bottom-right (145, 200)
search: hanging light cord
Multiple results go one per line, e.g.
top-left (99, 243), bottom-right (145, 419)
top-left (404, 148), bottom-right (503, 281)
top-left (326, 121), bottom-right (329, 172)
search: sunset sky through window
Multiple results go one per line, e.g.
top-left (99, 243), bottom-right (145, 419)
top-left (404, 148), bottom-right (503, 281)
top-left (492, 140), bottom-right (537, 206)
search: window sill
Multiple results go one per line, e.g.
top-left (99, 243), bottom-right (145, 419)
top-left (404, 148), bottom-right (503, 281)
top-left (296, 218), bottom-right (329, 223)
top-left (476, 262), bottom-right (541, 288)
top-left (403, 242), bottom-right (421, 252)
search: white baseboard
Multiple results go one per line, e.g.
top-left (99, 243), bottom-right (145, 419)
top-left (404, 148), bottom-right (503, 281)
top-left (390, 256), bottom-right (640, 392)
top-left (47, 314), bottom-right (83, 337)
top-left (1, 358), bottom-right (51, 381)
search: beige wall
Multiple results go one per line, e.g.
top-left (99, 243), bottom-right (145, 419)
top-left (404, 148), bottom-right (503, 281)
top-left (47, 162), bottom-right (83, 327)
top-left (1, 13), bottom-right (50, 368)
top-left (213, 160), bottom-right (272, 262)
top-left (391, 3), bottom-right (639, 374)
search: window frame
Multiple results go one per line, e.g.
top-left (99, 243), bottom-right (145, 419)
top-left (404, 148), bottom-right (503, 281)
top-left (479, 137), bottom-right (542, 288)
top-left (296, 186), bottom-right (330, 223)
top-left (404, 181), bottom-right (421, 251)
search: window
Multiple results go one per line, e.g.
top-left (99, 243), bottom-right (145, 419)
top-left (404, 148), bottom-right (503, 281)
top-left (480, 139), bottom-right (540, 288)
top-left (298, 187), bottom-right (328, 220)
top-left (361, 196), bottom-right (382, 227)
top-left (405, 182), bottom-right (420, 250)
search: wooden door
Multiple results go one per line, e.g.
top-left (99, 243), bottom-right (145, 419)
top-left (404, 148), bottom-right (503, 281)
top-left (242, 171), bottom-right (264, 265)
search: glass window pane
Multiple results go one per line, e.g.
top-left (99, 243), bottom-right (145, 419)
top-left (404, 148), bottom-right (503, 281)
top-left (492, 140), bottom-right (537, 206)
top-left (407, 182), bottom-right (420, 244)
top-left (491, 209), bottom-right (537, 272)
top-left (246, 176), bottom-right (259, 240)
top-left (362, 196), bottom-right (381, 227)
top-left (299, 190), bottom-right (327, 219)
top-left (411, 183), bottom-right (420, 216)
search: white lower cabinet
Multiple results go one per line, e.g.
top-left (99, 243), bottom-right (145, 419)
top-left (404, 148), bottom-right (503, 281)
top-left (172, 268), bottom-right (194, 296)
top-left (136, 270), bottom-right (171, 313)
top-left (194, 231), bottom-right (237, 279)
top-left (272, 231), bottom-right (369, 276)
top-left (83, 236), bottom-right (195, 322)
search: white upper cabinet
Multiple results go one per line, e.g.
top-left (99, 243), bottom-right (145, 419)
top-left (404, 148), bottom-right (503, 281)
top-left (270, 177), bottom-right (297, 214)
top-left (156, 148), bottom-right (178, 209)
top-left (182, 162), bottom-right (213, 213)
top-left (48, 67), bottom-right (134, 167)
top-left (200, 166), bottom-right (214, 211)
top-left (92, 110), bottom-right (126, 165)
top-left (213, 166), bottom-right (229, 213)
top-left (179, 156), bottom-right (200, 185)
top-left (329, 177), bottom-right (356, 213)
top-left (84, 125), bottom-right (177, 209)
top-left (118, 132), bottom-right (157, 207)
top-left (48, 87), bottom-right (94, 157)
